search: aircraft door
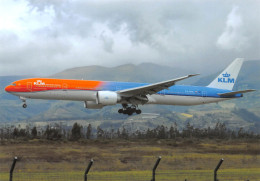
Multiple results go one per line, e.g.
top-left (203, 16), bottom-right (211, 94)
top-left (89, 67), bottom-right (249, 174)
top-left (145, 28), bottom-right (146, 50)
top-left (200, 91), bottom-right (207, 104)
top-left (202, 91), bottom-right (207, 97)
top-left (27, 82), bottom-right (32, 91)
top-left (116, 86), bottom-right (121, 91)
top-left (62, 83), bottom-right (68, 89)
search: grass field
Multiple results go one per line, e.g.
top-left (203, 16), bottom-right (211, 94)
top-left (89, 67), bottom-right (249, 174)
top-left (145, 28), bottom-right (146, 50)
top-left (0, 139), bottom-right (259, 180)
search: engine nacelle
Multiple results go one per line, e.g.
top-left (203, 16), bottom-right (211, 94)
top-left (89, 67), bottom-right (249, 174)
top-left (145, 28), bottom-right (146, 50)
top-left (97, 91), bottom-right (119, 105)
top-left (84, 101), bottom-right (104, 109)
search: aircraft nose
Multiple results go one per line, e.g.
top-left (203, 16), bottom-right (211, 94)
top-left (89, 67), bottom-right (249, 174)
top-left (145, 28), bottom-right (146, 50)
top-left (5, 85), bottom-right (13, 92)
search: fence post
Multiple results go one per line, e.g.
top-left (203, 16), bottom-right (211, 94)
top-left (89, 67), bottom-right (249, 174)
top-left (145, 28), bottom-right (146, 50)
top-left (151, 156), bottom-right (161, 181)
top-left (9, 157), bottom-right (18, 181)
top-left (214, 158), bottom-right (224, 181)
top-left (84, 159), bottom-right (94, 181)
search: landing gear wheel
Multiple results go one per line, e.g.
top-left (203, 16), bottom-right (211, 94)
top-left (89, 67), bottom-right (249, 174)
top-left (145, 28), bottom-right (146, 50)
top-left (123, 109), bottom-right (128, 114)
top-left (22, 104), bottom-right (27, 108)
top-left (127, 109), bottom-right (134, 115)
top-left (127, 111), bottom-right (133, 116)
top-left (125, 107), bottom-right (132, 116)
top-left (136, 109), bottom-right (141, 114)
top-left (119, 104), bottom-right (141, 115)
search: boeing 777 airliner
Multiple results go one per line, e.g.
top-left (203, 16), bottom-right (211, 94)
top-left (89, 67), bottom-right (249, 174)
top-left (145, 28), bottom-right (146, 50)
top-left (5, 58), bottom-right (255, 115)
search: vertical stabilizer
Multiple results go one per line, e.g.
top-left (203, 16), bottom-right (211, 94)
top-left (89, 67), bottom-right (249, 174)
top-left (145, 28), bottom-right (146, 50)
top-left (207, 58), bottom-right (244, 90)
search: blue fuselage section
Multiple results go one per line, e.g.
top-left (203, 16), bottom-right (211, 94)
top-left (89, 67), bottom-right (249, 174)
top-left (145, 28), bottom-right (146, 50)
top-left (102, 81), bottom-right (242, 98)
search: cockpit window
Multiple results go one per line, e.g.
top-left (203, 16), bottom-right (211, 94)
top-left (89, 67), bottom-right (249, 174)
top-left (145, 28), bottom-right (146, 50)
top-left (12, 83), bottom-right (16, 86)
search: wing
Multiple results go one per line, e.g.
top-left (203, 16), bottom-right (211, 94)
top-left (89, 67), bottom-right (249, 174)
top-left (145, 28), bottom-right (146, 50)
top-left (218, 89), bottom-right (255, 97)
top-left (118, 74), bottom-right (199, 97)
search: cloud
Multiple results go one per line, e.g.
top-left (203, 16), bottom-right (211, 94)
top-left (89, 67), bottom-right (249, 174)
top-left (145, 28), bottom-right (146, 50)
top-left (0, 0), bottom-right (259, 76)
top-left (216, 6), bottom-right (248, 50)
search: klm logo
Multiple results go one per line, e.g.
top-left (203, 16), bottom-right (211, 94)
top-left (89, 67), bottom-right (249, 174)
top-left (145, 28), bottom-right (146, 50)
top-left (218, 72), bottom-right (235, 83)
top-left (34, 80), bottom-right (45, 85)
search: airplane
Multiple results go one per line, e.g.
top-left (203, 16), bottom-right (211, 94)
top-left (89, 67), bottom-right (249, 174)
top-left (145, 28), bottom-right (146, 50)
top-left (5, 58), bottom-right (255, 115)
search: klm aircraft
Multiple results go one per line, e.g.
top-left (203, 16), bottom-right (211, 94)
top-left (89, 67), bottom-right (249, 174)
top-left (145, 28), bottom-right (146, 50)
top-left (5, 58), bottom-right (255, 115)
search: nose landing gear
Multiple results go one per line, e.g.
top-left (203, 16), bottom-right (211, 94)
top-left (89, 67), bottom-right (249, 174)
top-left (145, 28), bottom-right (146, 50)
top-left (20, 96), bottom-right (27, 108)
top-left (118, 104), bottom-right (142, 115)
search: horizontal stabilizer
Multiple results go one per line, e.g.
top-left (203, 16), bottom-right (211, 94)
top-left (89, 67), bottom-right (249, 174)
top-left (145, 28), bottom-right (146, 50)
top-left (218, 89), bottom-right (256, 97)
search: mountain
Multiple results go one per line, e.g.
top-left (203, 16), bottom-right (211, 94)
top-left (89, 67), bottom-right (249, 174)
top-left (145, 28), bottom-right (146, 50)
top-left (0, 61), bottom-right (259, 132)
top-left (50, 63), bottom-right (194, 83)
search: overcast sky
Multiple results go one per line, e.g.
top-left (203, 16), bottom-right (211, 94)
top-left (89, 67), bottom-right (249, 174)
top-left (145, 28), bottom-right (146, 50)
top-left (0, 0), bottom-right (259, 76)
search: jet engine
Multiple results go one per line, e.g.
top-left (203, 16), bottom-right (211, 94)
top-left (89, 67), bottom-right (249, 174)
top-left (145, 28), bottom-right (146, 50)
top-left (84, 101), bottom-right (104, 109)
top-left (97, 91), bottom-right (119, 105)
top-left (84, 91), bottom-right (120, 109)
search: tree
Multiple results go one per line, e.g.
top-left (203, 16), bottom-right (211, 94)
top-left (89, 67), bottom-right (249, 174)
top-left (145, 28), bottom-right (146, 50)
top-left (146, 128), bottom-right (154, 139)
top-left (12, 128), bottom-right (19, 139)
top-left (183, 122), bottom-right (194, 138)
top-left (71, 123), bottom-right (82, 141)
top-left (19, 129), bottom-right (27, 137)
top-left (157, 125), bottom-right (167, 139)
top-left (238, 127), bottom-right (245, 138)
top-left (31, 127), bottom-right (37, 138)
top-left (121, 127), bottom-right (128, 139)
top-left (97, 126), bottom-right (104, 139)
top-left (44, 125), bottom-right (62, 140)
top-left (169, 126), bottom-right (175, 139)
top-left (86, 124), bottom-right (92, 139)
top-left (116, 128), bottom-right (120, 138)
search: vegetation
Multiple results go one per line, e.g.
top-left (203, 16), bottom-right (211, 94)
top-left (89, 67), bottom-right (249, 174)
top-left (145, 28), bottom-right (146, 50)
top-left (0, 138), bottom-right (259, 181)
top-left (0, 122), bottom-right (259, 180)
top-left (1, 122), bottom-right (259, 141)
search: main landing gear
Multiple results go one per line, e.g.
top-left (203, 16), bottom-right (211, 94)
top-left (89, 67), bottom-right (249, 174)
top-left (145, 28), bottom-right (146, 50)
top-left (118, 104), bottom-right (142, 116)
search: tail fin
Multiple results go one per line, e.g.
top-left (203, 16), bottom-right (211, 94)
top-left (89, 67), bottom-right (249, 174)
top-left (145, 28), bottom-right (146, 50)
top-left (207, 58), bottom-right (244, 90)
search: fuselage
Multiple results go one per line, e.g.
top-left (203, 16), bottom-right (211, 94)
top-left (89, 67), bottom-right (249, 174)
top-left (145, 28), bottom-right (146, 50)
top-left (5, 78), bottom-right (241, 106)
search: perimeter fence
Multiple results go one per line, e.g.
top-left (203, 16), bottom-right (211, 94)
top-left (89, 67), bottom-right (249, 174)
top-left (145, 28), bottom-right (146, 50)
top-left (0, 157), bottom-right (259, 181)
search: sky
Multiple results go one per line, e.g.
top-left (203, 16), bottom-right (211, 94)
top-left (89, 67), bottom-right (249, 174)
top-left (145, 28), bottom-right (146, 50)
top-left (0, 0), bottom-right (259, 76)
